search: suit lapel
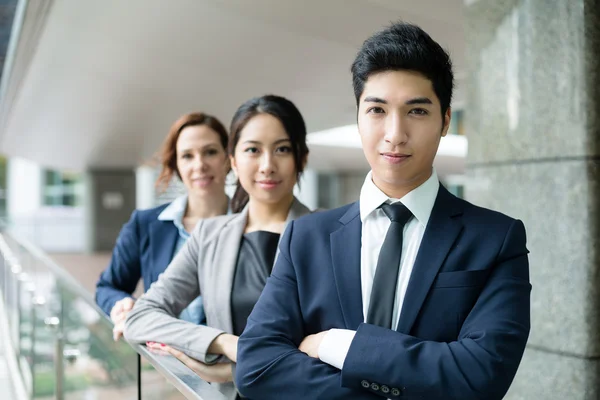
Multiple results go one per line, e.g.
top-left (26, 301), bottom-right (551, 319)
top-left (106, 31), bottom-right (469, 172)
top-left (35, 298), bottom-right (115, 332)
top-left (210, 198), bottom-right (308, 332)
top-left (396, 186), bottom-right (464, 334)
top-left (149, 220), bottom-right (179, 281)
top-left (330, 202), bottom-right (364, 330)
top-left (212, 211), bottom-right (247, 333)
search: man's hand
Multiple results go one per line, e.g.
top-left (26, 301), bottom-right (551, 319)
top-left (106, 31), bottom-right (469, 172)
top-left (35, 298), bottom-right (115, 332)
top-left (147, 342), bottom-right (233, 383)
top-left (208, 333), bottom-right (239, 362)
top-left (299, 331), bottom-right (328, 359)
top-left (110, 297), bottom-right (135, 341)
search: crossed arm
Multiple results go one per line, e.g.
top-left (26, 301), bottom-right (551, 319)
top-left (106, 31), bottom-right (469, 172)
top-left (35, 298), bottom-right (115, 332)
top-left (235, 220), bottom-right (531, 400)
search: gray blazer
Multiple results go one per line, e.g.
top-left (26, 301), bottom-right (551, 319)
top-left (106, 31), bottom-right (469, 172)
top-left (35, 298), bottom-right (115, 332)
top-left (124, 198), bottom-right (311, 399)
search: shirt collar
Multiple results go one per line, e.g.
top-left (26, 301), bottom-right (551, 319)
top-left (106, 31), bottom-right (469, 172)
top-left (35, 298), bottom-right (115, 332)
top-left (158, 194), bottom-right (233, 232)
top-left (158, 195), bottom-right (188, 222)
top-left (158, 195), bottom-right (189, 237)
top-left (359, 170), bottom-right (440, 227)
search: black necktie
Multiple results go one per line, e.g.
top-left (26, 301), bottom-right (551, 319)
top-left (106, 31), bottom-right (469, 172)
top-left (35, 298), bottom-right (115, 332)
top-left (366, 202), bottom-right (413, 329)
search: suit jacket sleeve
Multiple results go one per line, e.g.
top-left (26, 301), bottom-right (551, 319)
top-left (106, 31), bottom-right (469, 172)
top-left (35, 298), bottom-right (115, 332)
top-left (341, 219), bottom-right (531, 400)
top-left (123, 220), bottom-right (225, 364)
top-left (235, 221), bottom-right (378, 400)
top-left (95, 210), bottom-right (143, 315)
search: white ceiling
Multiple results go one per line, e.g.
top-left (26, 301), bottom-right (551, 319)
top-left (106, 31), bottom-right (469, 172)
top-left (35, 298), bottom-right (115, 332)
top-left (0, 0), bottom-right (464, 172)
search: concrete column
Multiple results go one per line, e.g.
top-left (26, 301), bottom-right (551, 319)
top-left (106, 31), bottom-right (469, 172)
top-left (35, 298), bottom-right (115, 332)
top-left (6, 157), bottom-right (42, 218)
top-left (464, 1), bottom-right (599, 398)
top-left (85, 169), bottom-right (136, 253)
top-left (135, 165), bottom-right (156, 210)
top-left (294, 168), bottom-right (318, 211)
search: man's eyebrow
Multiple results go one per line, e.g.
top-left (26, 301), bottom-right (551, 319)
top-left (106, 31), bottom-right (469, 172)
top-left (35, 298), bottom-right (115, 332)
top-left (362, 96), bottom-right (434, 105)
top-left (405, 97), bottom-right (433, 105)
top-left (363, 96), bottom-right (387, 104)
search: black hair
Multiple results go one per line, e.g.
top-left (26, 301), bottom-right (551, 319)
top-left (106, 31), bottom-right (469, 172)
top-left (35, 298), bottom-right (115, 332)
top-left (351, 21), bottom-right (454, 117)
top-left (228, 95), bottom-right (309, 213)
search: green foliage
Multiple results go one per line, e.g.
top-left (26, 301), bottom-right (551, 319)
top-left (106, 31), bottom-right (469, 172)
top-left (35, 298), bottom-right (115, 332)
top-left (34, 370), bottom-right (90, 397)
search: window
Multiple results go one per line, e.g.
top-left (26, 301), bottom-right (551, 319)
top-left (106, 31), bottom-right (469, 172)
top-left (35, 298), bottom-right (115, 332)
top-left (43, 169), bottom-right (83, 206)
top-left (449, 109), bottom-right (465, 136)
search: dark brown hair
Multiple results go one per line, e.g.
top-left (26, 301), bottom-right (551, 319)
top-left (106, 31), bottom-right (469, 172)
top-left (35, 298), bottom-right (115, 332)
top-left (228, 95), bottom-right (309, 213)
top-left (351, 22), bottom-right (454, 118)
top-left (155, 112), bottom-right (228, 192)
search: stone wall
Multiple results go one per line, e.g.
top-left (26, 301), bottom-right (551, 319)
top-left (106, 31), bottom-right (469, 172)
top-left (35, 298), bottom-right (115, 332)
top-left (464, 1), bottom-right (600, 398)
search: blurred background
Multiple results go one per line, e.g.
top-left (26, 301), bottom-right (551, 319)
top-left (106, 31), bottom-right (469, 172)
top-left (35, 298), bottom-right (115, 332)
top-left (0, 1), bottom-right (597, 399)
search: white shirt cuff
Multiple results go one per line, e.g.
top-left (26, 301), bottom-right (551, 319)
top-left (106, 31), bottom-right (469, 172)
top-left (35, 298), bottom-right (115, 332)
top-left (317, 329), bottom-right (356, 370)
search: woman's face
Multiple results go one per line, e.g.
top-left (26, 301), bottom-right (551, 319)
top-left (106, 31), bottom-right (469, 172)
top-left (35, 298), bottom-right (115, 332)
top-left (231, 113), bottom-right (299, 207)
top-left (175, 124), bottom-right (229, 198)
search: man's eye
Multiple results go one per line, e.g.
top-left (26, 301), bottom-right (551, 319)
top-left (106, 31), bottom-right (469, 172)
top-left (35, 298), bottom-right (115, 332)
top-left (409, 108), bottom-right (429, 115)
top-left (367, 107), bottom-right (385, 114)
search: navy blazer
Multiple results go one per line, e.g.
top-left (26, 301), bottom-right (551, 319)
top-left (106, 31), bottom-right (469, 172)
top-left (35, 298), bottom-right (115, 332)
top-left (236, 186), bottom-right (531, 400)
top-left (95, 203), bottom-right (179, 316)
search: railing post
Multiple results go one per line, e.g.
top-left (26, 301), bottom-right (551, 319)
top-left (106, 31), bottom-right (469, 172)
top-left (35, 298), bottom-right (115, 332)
top-left (44, 316), bottom-right (64, 400)
top-left (20, 277), bottom-right (35, 399)
top-left (30, 295), bottom-right (45, 400)
top-left (15, 272), bottom-right (32, 364)
top-left (11, 263), bottom-right (22, 353)
top-left (137, 354), bottom-right (142, 400)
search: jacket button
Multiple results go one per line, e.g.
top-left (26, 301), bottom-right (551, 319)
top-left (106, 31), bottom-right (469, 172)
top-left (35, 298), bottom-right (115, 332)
top-left (361, 380), bottom-right (370, 388)
top-left (391, 387), bottom-right (401, 396)
top-left (381, 385), bottom-right (390, 394)
top-left (371, 383), bottom-right (380, 391)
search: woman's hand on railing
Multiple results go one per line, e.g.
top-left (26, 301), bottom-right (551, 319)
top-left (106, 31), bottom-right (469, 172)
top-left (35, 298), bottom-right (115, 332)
top-left (208, 333), bottom-right (239, 362)
top-left (110, 297), bottom-right (135, 341)
top-left (147, 342), bottom-right (234, 383)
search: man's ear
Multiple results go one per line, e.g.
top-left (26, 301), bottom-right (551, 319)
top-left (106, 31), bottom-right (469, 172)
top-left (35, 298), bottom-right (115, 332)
top-left (441, 107), bottom-right (452, 137)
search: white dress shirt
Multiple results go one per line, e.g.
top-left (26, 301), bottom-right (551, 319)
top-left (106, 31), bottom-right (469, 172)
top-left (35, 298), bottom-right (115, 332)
top-left (318, 170), bottom-right (439, 370)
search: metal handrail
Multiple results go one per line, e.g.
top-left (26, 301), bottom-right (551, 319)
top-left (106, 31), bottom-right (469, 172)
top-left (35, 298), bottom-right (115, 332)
top-left (0, 229), bottom-right (227, 400)
top-left (136, 345), bottom-right (227, 400)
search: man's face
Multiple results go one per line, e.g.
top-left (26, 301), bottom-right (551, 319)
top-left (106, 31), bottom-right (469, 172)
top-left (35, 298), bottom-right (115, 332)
top-left (358, 70), bottom-right (450, 197)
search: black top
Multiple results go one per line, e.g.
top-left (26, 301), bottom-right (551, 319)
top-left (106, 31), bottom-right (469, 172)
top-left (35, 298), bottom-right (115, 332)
top-left (231, 230), bottom-right (280, 336)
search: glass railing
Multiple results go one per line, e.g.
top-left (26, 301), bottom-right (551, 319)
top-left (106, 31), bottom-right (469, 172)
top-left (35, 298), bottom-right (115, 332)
top-left (0, 229), bottom-right (227, 400)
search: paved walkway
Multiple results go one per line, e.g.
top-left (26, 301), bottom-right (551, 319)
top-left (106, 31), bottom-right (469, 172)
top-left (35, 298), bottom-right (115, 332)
top-left (49, 252), bottom-right (113, 294)
top-left (48, 252), bottom-right (143, 297)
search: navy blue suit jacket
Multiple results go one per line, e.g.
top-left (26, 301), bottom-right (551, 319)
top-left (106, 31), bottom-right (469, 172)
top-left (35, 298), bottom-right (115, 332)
top-left (95, 203), bottom-right (179, 316)
top-left (236, 186), bottom-right (531, 400)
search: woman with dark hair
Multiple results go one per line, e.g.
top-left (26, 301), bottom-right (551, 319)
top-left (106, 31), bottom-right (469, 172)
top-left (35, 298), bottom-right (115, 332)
top-left (95, 112), bottom-right (231, 341)
top-left (124, 95), bottom-right (311, 399)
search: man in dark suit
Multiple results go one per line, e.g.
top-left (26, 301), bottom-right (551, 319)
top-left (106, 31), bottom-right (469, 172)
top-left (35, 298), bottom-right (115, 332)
top-left (235, 22), bottom-right (531, 400)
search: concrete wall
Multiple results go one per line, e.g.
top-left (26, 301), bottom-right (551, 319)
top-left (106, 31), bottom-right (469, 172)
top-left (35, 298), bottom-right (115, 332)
top-left (465, 1), bottom-right (600, 398)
